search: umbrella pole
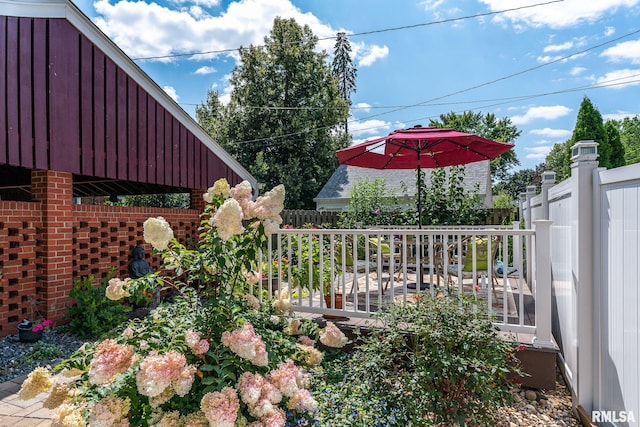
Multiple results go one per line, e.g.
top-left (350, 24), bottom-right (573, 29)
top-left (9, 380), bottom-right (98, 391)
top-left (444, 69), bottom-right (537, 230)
top-left (408, 149), bottom-right (428, 290)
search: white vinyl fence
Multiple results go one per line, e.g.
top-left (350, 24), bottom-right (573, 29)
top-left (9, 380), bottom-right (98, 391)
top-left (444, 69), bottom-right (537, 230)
top-left (522, 141), bottom-right (640, 426)
top-left (259, 223), bottom-right (554, 346)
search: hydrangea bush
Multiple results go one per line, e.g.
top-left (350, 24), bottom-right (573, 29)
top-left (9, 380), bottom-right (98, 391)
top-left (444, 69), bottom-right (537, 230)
top-left (18, 179), bottom-right (348, 427)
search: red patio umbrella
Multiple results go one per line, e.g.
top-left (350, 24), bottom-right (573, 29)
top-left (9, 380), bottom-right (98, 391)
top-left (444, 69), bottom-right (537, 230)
top-left (336, 125), bottom-right (515, 228)
top-left (336, 125), bottom-right (515, 289)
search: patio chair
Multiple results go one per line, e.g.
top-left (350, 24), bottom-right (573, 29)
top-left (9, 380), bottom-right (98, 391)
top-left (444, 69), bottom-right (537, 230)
top-left (444, 236), bottom-right (501, 297)
top-left (333, 240), bottom-right (376, 294)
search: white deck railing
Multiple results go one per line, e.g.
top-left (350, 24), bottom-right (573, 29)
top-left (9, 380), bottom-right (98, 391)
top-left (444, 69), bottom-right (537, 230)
top-left (257, 222), bottom-right (553, 347)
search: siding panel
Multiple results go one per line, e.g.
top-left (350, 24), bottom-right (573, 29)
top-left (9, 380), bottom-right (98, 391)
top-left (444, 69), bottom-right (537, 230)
top-left (116, 68), bottom-right (127, 180)
top-left (105, 57), bottom-right (117, 178)
top-left (18, 18), bottom-right (33, 168)
top-left (80, 36), bottom-right (94, 175)
top-left (49, 19), bottom-right (80, 173)
top-left (32, 19), bottom-right (48, 169)
top-left (6, 17), bottom-right (19, 165)
top-left (128, 78), bottom-right (138, 181)
top-left (0, 17), bottom-right (6, 163)
top-left (93, 48), bottom-right (106, 177)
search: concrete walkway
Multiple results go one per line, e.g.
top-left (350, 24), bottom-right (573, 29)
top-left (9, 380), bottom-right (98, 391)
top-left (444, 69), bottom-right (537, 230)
top-left (0, 376), bottom-right (52, 427)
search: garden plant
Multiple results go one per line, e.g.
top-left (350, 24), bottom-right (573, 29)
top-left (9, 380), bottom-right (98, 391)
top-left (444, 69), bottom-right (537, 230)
top-left (18, 179), bottom-right (349, 426)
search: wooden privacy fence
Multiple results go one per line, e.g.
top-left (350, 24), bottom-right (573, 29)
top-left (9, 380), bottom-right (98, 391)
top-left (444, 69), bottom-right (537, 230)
top-left (281, 210), bottom-right (341, 227)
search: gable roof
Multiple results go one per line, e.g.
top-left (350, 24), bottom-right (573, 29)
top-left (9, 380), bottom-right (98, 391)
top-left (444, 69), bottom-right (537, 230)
top-left (0, 0), bottom-right (256, 199)
top-left (314, 161), bottom-right (491, 203)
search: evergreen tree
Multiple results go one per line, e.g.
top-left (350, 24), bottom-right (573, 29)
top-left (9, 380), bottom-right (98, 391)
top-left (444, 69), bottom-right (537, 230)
top-left (332, 32), bottom-right (357, 134)
top-left (545, 141), bottom-right (571, 182)
top-left (195, 88), bottom-right (226, 141)
top-left (569, 96), bottom-right (609, 167)
top-left (604, 120), bottom-right (626, 168)
top-left (221, 18), bottom-right (348, 209)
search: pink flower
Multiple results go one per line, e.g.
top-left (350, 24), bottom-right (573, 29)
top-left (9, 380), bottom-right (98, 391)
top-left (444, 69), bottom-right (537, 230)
top-left (298, 336), bottom-right (315, 347)
top-left (136, 350), bottom-right (187, 397)
top-left (88, 339), bottom-right (135, 385)
top-left (173, 365), bottom-right (198, 397)
top-left (319, 322), bottom-right (349, 348)
top-left (221, 322), bottom-right (268, 366)
top-left (267, 359), bottom-right (308, 398)
top-left (185, 331), bottom-right (210, 355)
top-left (201, 387), bottom-right (239, 427)
top-left (261, 408), bottom-right (286, 427)
top-left (287, 388), bottom-right (317, 413)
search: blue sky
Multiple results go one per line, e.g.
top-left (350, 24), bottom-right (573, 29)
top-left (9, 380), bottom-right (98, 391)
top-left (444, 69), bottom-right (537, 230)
top-left (74, 0), bottom-right (640, 171)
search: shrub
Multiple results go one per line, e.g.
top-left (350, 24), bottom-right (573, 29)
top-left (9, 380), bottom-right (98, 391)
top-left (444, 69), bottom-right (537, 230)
top-left (355, 293), bottom-right (520, 425)
top-left (62, 270), bottom-right (130, 339)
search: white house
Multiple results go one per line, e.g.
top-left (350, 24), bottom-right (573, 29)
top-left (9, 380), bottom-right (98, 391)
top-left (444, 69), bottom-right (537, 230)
top-left (314, 160), bottom-right (493, 211)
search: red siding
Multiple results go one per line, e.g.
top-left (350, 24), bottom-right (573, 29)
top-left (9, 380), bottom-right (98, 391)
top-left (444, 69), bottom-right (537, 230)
top-left (1, 16), bottom-right (244, 190)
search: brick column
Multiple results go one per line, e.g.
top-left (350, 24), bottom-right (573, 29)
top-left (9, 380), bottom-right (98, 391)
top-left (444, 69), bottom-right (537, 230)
top-left (190, 188), bottom-right (206, 213)
top-left (31, 170), bottom-right (74, 323)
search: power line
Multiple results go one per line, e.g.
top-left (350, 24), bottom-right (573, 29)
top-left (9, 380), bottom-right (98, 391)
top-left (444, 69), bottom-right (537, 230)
top-left (131, 0), bottom-right (565, 61)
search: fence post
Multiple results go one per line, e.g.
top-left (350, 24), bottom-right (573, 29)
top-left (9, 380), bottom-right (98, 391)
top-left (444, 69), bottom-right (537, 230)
top-left (525, 186), bottom-right (536, 292)
top-left (541, 171), bottom-right (555, 220)
top-left (570, 140), bottom-right (599, 413)
top-left (532, 219), bottom-right (554, 349)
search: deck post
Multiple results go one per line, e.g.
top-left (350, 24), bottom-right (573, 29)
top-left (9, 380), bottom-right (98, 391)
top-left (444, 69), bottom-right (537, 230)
top-left (532, 219), bottom-right (554, 349)
top-left (541, 171), bottom-right (555, 220)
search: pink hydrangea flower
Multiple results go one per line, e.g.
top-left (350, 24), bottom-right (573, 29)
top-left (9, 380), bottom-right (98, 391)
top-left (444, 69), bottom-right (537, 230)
top-left (267, 359), bottom-right (308, 398)
top-left (298, 336), bottom-right (315, 347)
top-left (287, 388), bottom-right (317, 413)
top-left (185, 330), bottom-right (210, 355)
top-left (88, 339), bottom-right (135, 385)
top-left (173, 364), bottom-right (198, 397)
top-left (319, 322), bottom-right (349, 348)
top-left (201, 387), bottom-right (239, 427)
top-left (136, 350), bottom-right (187, 397)
top-left (221, 322), bottom-right (268, 366)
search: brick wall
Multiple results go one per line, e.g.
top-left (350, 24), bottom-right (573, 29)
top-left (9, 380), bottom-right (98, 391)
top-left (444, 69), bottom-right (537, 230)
top-left (0, 201), bottom-right (42, 335)
top-left (0, 179), bottom-right (202, 337)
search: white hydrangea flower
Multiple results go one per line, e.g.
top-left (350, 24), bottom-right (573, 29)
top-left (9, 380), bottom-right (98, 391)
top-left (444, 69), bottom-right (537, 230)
top-left (211, 199), bottom-right (245, 241)
top-left (143, 217), bottom-right (174, 251)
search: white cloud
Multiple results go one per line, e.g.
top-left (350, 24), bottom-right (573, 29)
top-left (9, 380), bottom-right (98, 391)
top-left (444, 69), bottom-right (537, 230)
top-left (354, 102), bottom-right (372, 112)
top-left (604, 26), bottom-right (616, 37)
top-left (194, 66), bottom-right (216, 75)
top-left (349, 119), bottom-right (394, 139)
top-left (511, 105), bottom-right (572, 125)
top-left (602, 110), bottom-right (639, 121)
top-left (418, 0), bottom-right (446, 10)
top-left (530, 128), bottom-right (572, 138)
top-left (163, 85), bottom-right (179, 101)
top-left (480, 0), bottom-right (640, 29)
top-left (596, 69), bottom-right (640, 89)
top-left (524, 145), bottom-right (553, 160)
top-left (543, 41), bottom-right (573, 52)
top-left (357, 45), bottom-right (389, 67)
top-left (569, 66), bottom-right (586, 76)
top-left (92, 0), bottom-right (383, 64)
top-left (601, 40), bottom-right (640, 64)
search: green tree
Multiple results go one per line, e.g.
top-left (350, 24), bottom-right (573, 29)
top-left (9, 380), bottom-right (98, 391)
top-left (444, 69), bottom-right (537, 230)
top-left (545, 140), bottom-right (571, 182)
top-left (429, 111), bottom-right (521, 182)
top-left (569, 96), bottom-right (609, 167)
top-left (418, 166), bottom-right (486, 225)
top-left (339, 178), bottom-right (411, 227)
top-left (122, 194), bottom-right (190, 208)
top-left (332, 32), bottom-right (357, 134)
top-left (222, 18), bottom-right (348, 209)
top-left (493, 166), bottom-right (543, 200)
top-left (196, 88), bottom-right (226, 141)
top-left (610, 115), bottom-right (640, 164)
top-left (604, 120), bottom-right (626, 168)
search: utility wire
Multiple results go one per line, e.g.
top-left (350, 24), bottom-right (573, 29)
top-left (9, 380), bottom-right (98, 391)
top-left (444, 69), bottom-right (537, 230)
top-left (131, 0), bottom-right (564, 61)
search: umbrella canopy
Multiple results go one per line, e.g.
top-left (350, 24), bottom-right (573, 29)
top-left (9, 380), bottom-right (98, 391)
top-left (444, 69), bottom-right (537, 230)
top-left (336, 125), bottom-right (514, 170)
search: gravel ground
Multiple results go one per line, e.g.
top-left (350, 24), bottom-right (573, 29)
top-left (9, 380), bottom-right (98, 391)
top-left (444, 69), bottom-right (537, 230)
top-left (0, 330), bottom-right (581, 426)
top-left (0, 327), bottom-right (92, 383)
